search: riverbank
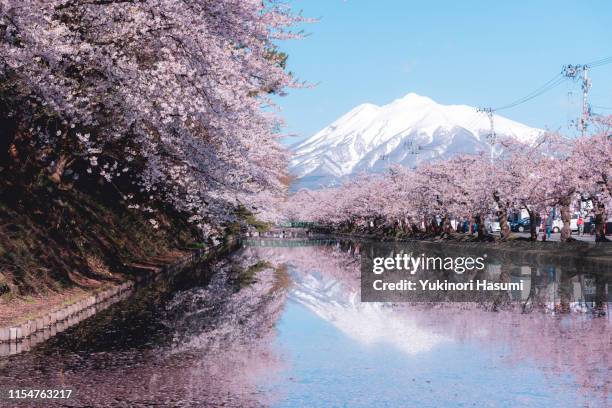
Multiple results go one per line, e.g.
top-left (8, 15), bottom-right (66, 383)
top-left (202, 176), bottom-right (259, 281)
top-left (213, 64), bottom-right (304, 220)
top-left (0, 238), bottom-right (238, 355)
top-left (0, 174), bottom-right (208, 347)
top-left (325, 231), bottom-right (612, 274)
top-left (0, 249), bottom-right (188, 328)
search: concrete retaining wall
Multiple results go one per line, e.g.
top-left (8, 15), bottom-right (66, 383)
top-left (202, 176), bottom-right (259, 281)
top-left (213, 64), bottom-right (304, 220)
top-left (0, 288), bottom-right (132, 356)
top-left (0, 282), bottom-right (134, 356)
top-left (0, 242), bottom-right (224, 357)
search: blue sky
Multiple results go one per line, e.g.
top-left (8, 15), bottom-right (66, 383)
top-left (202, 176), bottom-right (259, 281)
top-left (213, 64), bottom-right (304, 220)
top-left (275, 0), bottom-right (612, 145)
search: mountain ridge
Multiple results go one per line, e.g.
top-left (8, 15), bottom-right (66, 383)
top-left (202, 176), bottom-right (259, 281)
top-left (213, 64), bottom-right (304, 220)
top-left (289, 93), bottom-right (544, 190)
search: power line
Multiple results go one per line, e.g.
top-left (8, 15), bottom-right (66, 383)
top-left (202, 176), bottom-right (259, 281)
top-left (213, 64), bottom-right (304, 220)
top-left (591, 104), bottom-right (612, 110)
top-left (471, 71), bottom-right (568, 150)
top-left (463, 110), bottom-right (486, 130)
top-left (585, 55), bottom-right (612, 68)
top-left (492, 74), bottom-right (566, 111)
top-left (480, 55), bottom-right (612, 115)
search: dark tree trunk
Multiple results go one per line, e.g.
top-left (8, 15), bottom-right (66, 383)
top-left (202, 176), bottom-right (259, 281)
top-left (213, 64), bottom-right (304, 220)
top-left (527, 208), bottom-right (538, 241)
top-left (522, 266), bottom-right (539, 313)
top-left (475, 214), bottom-right (486, 238)
top-left (594, 203), bottom-right (608, 242)
top-left (441, 216), bottom-right (452, 236)
top-left (493, 262), bottom-right (512, 311)
top-left (49, 154), bottom-right (70, 185)
top-left (594, 275), bottom-right (608, 316)
top-left (559, 196), bottom-right (572, 242)
top-left (493, 191), bottom-right (511, 240)
top-left (558, 269), bottom-right (572, 313)
top-left (428, 217), bottom-right (440, 236)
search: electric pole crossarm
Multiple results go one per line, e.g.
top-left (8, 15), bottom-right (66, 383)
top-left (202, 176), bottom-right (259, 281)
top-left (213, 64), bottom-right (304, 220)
top-left (476, 107), bottom-right (496, 146)
top-left (563, 64), bottom-right (591, 137)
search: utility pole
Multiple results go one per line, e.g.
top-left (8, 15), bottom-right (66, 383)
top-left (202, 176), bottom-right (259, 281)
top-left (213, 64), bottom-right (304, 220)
top-left (477, 107), bottom-right (496, 162)
top-left (404, 139), bottom-right (421, 169)
top-left (580, 65), bottom-right (590, 137)
top-left (563, 64), bottom-right (591, 137)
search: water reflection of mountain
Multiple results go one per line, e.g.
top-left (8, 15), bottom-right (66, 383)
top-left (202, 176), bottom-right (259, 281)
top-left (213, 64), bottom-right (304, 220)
top-left (290, 271), bottom-right (449, 355)
top-left (246, 240), bottom-right (611, 403)
top-left (245, 239), bottom-right (611, 310)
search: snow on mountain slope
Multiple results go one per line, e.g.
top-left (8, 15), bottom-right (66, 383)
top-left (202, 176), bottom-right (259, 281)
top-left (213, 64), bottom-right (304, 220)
top-left (289, 93), bottom-right (543, 190)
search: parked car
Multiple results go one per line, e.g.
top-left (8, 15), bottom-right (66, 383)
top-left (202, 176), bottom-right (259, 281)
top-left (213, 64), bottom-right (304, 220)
top-left (571, 214), bottom-right (579, 231)
top-left (485, 217), bottom-right (501, 234)
top-left (487, 221), bottom-right (501, 233)
top-left (551, 215), bottom-right (579, 233)
top-left (510, 218), bottom-right (531, 233)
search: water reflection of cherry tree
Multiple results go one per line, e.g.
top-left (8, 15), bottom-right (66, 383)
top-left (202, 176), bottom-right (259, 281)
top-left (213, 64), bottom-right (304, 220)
top-left (250, 243), bottom-right (611, 404)
top-left (1, 251), bottom-right (289, 407)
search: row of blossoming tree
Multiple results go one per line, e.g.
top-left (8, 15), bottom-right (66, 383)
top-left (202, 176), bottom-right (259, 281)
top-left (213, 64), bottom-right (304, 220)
top-left (286, 118), bottom-right (612, 242)
top-left (0, 0), bottom-right (301, 239)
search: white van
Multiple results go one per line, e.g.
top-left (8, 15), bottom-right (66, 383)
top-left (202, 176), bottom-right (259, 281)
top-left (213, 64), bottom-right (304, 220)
top-left (485, 218), bottom-right (501, 233)
top-left (551, 215), bottom-right (578, 233)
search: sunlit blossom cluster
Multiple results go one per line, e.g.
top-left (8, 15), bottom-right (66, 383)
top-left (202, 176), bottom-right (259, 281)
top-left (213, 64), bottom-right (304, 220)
top-left (0, 0), bottom-right (301, 236)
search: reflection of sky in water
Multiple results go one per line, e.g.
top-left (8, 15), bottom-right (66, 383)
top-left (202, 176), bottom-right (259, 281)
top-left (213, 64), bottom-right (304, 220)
top-left (266, 300), bottom-right (582, 408)
top-left (2, 243), bottom-right (607, 407)
top-left (256, 263), bottom-right (601, 408)
top-left (288, 270), bottom-right (448, 355)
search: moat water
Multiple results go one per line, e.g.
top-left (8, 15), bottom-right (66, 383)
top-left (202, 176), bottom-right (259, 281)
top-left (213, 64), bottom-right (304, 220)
top-left (0, 239), bottom-right (610, 407)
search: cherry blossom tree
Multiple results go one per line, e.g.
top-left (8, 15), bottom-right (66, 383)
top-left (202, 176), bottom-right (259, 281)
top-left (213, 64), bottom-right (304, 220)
top-left (492, 136), bottom-right (552, 240)
top-left (284, 129), bottom-right (612, 243)
top-left (536, 132), bottom-right (581, 241)
top-left (0, 0), bottom-right (302, 237)
top-left (571, 116), bottom-right (612, 241)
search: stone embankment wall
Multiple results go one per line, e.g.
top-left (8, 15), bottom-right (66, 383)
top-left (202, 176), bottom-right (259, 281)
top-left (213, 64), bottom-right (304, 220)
top-left (0, 241), bottom-right (229, 356)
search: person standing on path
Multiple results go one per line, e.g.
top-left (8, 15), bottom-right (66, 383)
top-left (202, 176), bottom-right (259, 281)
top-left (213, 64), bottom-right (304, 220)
top-left (577, 215), bottom-right (584, 236)
top-left (544, 209), bottom-right (554, 240)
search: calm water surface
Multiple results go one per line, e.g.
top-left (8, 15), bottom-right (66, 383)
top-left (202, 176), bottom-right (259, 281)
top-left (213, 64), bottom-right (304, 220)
top-left (0, 239), bottom-right (610, 407)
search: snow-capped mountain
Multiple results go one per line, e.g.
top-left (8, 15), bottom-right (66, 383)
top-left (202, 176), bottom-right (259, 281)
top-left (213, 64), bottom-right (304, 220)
top-left (289, 93), bottom-right (543, 190)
